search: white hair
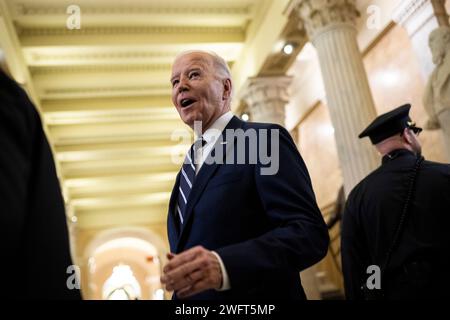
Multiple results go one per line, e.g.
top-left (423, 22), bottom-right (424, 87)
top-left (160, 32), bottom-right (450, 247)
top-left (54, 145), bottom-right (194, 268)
top-left (173, 50), bottom-right (232, 81)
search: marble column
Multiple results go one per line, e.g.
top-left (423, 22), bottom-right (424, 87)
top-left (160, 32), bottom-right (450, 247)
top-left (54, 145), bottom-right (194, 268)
top-left (240, 76), bottom-right (292, 126)
top-left (393, 0), bottom-right (450, 80)
top-left (295, 0), bottom-right (380, 195)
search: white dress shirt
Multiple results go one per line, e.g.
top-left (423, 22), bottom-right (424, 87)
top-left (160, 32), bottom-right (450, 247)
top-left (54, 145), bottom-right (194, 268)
top-left (193, 111), bottom-right (233, 291)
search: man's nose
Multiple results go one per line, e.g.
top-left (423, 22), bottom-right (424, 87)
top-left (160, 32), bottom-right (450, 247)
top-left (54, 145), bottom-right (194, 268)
top-left (178, 77), bottom-right (189, 93)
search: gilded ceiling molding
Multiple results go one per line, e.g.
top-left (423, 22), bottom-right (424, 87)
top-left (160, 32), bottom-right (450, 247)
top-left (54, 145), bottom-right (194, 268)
top-left (15, 4), bottom-right (250, 16)
top-left (20, 26), bottom-right (244, 36)
top-left (47, 108), bottom-right (175, 118)
top-left (44, 85), bottom-right (169, 95)
top-left (30, 51), bottom-right (175, 62)
top-left (31, 64), bottom-right (171, 75)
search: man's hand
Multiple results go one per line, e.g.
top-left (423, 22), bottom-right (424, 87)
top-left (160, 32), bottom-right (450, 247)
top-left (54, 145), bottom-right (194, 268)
top-left (160, 246), bottom-right (223, 299)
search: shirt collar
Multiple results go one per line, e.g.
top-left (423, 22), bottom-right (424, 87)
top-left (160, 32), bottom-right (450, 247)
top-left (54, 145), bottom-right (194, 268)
top-left (196, 111), bottom-right (234, 146)
top-left (381, 148), bottom-right (416, 165)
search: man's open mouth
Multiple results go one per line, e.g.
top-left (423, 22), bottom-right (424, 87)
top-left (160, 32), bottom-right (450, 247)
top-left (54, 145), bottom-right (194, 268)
top-left (180, 98), bottom-right (196, 108)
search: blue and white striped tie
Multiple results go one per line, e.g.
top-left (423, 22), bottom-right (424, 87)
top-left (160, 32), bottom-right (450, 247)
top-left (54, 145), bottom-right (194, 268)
top-left (177, 139), bottom-right (204, 225)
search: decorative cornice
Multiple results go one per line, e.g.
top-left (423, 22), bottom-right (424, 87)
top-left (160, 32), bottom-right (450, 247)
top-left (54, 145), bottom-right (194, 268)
top-left (44, 85), bottom-right (169, 95)
top-left (15, 4), bottom-right (251, 16)
top-left (30, 51), bottom-right (175, 62)
top-left (392, 0), bottom-right (429, 25)
top-left (31, 64), bottom-right (171, 75)
top-left (20, 26), bottom-right (244, 37)
top-left (295, 0), bottom-right (360, 38)
top-left (45, 108), bottom-right (178, 125)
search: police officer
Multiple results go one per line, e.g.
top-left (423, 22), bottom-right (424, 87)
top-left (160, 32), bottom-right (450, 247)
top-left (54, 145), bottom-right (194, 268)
top-left (341, 104), bottom-right (450, 300)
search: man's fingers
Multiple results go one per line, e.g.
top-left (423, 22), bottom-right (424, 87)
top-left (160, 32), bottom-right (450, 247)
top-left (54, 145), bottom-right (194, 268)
top-left (167, 252), bottom-right (175, 260)
top-left (163, 246), bottom-right (205, 273)
top-left (162, 260), bottom-right (196, 285)
top-left (161, 246), bottom-right (217, 295)
top-left (163, 258), bottom-right (206, 290)
top-left (177, 279), bottom-right (209, 299)
top-left (163, 250), bottom-right (197, 273)
top-left (175, 285), bottom-right (192, 299)
top-left (165, 256), bottom-right (207, 282)
top-left (168, 269), bottom-right (204, 292)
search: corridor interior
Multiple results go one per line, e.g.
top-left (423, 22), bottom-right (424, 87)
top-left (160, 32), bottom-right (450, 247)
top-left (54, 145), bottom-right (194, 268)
top-left (0, 0), bottom-right (448, 299)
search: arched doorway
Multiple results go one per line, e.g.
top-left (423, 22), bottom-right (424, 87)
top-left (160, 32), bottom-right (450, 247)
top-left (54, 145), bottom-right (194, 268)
top-left (103, 264), bottom-right (142, 300)
top-left (83, 227), bottom-right (168, 300)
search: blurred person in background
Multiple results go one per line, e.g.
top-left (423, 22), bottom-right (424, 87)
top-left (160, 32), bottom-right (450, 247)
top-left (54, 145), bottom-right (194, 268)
top-left (0, 68), bottom-right (81, 299)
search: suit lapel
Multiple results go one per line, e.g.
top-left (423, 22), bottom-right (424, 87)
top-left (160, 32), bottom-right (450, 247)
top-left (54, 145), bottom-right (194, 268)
top-left (176, 116), bottom-right (244, 251)
top-left (167, 172), bottom-right (181, 253)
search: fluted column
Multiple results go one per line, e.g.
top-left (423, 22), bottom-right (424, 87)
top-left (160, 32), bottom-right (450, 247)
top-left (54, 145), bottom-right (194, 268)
top-left (296, 0), bottom-right (379, 195)
top-left (241, 76), bottom-right (292, 126)
top-left (393, 0), bottom-right (449, 80)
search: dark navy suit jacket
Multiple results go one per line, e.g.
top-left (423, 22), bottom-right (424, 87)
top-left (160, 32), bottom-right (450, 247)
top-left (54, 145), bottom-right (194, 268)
top-left (167, 116), bottom-right (329, 300)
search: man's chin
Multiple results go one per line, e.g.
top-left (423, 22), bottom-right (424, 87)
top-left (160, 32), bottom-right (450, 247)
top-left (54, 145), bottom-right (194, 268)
top-left (182, 115), bottom-right (203, 129)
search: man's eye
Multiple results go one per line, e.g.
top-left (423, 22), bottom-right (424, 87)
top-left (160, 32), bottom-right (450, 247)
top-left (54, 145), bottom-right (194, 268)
top-left (172, 80), bottom-right (179, 87)
top-left (189, 72), bottom-right (199, 79)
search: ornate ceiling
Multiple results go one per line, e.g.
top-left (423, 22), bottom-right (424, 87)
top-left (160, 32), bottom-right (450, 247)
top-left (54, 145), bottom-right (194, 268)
top-left (1, 0), bottom-right (302, 231)
top-left (0, 0), bottom-right (396, 235)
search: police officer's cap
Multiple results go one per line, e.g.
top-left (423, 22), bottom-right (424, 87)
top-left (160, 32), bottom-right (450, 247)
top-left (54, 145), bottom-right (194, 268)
top-left (358, 104), bottom-right (422, 144)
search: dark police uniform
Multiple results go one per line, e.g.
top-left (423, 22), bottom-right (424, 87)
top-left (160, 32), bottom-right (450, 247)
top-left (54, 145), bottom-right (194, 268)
top-left (0, 70), bottom-right (81, 299)
top-left (341, 104), bottom-right (450, 299)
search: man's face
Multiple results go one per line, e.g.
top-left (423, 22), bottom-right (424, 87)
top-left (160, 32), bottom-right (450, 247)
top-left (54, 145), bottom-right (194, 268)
top-left (170, 52), bottom-right (229, 131)
top-left (410, 130), bottom-right (422, 155)
top-left (405, 128), bottom-right (422, 155)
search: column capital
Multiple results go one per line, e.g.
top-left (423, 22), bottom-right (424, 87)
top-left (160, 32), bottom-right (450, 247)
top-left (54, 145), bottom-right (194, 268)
top-left (241, 76), bottom-right (292, 104)
top-left (240, 76), bottom-right (292, 125)
top-left (294, 0), bottom-right (360, 39)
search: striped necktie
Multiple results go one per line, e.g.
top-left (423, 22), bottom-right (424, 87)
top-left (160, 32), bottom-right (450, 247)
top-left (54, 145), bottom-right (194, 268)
top-left (177, 139), bottom-right (204, 225)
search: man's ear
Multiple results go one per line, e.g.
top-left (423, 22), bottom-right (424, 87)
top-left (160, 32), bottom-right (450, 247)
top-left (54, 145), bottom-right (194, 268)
top-left (222, 78), bottom-right (232, 100)
top-left (402, 128), bottom-right (414, 145)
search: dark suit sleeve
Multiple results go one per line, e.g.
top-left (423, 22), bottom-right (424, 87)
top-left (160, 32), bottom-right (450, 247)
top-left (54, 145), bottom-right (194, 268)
top-left (0, 73), bottom-right (81, 299)
top-left (341, 193), bottom-right (366, 300)
top-left (216, 125), bottom-right (329, 291)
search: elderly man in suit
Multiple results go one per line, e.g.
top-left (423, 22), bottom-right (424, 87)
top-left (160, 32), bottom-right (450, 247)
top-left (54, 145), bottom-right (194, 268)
top-left (160, 51), bottom-right (329, 300)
